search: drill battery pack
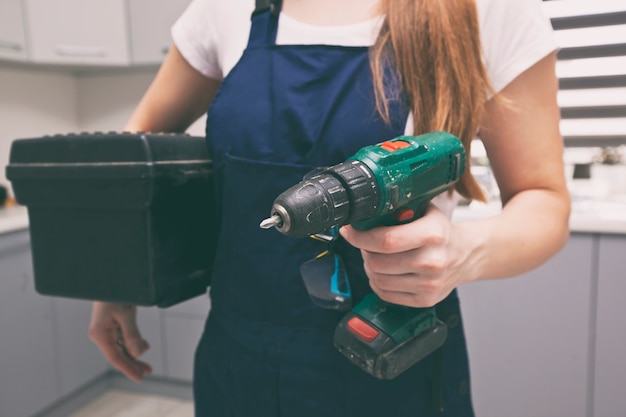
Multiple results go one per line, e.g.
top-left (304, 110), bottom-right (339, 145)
top-left (6, 132), bottom-right (218, 307)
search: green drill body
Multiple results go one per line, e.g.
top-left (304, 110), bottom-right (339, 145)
top-left (262, 131), bottom-right (467, 379)
top-left (350, 132), bottom-right (465, 229)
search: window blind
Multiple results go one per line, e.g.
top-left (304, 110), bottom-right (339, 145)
top-left (542, 0), bottom-right (626, 147)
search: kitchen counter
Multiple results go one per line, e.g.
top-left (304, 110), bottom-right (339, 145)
top-left (453, 198), bottom-right (626, 235)
top-left (0, 205), bottom-right (29, 235)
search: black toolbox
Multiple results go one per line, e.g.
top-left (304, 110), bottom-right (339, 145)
top-left (5, 132), bottom-right (218, 307)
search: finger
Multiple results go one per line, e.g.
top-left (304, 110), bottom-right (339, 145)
top-left (339, 224), bottom-right (411, 253)
top-left (364, 257), bottom-right (440, 295)
top-left (362, 249), bottom-right (416, 276)
top-left (96, 338), bottom-right (151, 382)
top-left (366, 270), bottom-right (422, 294)
top-left (116, 310), bottom-right (149, 358)
top-left (364, 256), bottom-right (449, 306)
top-left (363, 246), bottom-right (449, 277)
top-left (340, 206), bottom-right (448, 254)
top-left (369, 282), bottom-right (441, 308)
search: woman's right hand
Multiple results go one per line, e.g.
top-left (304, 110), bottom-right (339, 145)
top-left (89, 301), bottom-right (152, 382)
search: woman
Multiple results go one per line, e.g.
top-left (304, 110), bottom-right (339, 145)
top-left (89, 0), bottom-right (570, 415)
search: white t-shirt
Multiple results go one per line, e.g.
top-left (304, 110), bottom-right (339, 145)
top-left (172, 0), bottom-right (557, 91)
top-left (171, 0), bottom-right (557, 214)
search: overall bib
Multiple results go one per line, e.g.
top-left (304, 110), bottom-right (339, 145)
top-left (195, 2), bottom-right (474, 416)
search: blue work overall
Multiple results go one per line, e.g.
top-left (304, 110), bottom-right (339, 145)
top-left (194, 1), bottom-right (474, 416)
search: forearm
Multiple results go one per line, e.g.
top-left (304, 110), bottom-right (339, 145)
top-left (462, 50), bottom-right (571, 282)
top-left (457, 188), bottom-right (570, 283)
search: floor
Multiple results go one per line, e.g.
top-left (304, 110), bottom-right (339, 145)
top-left (67, 390), bottom-right (194, 417)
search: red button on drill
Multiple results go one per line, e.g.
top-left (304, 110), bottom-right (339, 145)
top-left (347, 317), bottom-right (380, 342)
top-left (394, 208), bottom-right (415, 222)
top-left (380, 140), bottom-right (410, 152)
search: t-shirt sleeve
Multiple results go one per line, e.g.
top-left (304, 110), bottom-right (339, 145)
top-left (478, 0), bottom-right (558, 94)
top-left (171, 0), bottom-right (222, 80)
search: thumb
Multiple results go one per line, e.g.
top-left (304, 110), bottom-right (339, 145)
top-left (116, 310), bottom-right (149, 358)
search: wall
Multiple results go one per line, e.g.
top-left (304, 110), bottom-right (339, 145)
top-left (76, 69), bottom-right (156, 132)
top-left (0, 65), bottom-right (78, 190)
top-left (0, 65), bottom-right (208, 195)
top-left (76, 68), bottom-right (207, 136)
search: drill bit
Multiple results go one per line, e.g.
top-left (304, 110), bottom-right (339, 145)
top-left (259, 214), bottom-right (282, 229)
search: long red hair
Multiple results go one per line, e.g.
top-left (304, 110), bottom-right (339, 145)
top-left (371, 0), bottom-right (493, 201)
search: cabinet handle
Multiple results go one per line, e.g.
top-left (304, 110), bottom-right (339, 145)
top-left (0, 40), bottom-right (23, 52)
top-left (54, 45), bottom-right (107, 58)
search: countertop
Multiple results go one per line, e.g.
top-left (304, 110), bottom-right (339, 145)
top-left (0, 205), bottom-right (28, 235)
top-left (453, 199), bottom-right (626, 235)
top-left (1, 200), bottom-right (625, 236)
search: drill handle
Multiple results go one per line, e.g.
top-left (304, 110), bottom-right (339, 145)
top-left (351, 198), bottom-right (430, 231)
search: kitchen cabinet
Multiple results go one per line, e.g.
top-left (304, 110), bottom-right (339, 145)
top-left (163, 294), bottom-right (209, 380)
top-left (23, 0), bottom-right (130, 66)
top-left (0, 0), bottom-right (27, 62)
top-left (0, 230), bottom-right (58, 417)
top-left (593, 235), bottom-right (626, 417)
top-left (127, 0), bottom-right (191, 65)
top-left (0, 229), bottom-right (110, 416)
top-left (459, 234), bottom-right (595, 417)
top-left (136, 306), bottom-right (167, 377)
top-left (1, 0), bottom-right (191, 68)
top-left (137, 294), bottom-right (209, 381)
top-left (163, 314), bottom-right (206, 381)
top-left (52, 298), bottom-right (109, 398)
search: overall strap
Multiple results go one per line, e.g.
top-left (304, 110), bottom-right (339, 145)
top-left (249, 0), bottom-right (282, 47)
top-left (253, 0), bottom-right (281, 16)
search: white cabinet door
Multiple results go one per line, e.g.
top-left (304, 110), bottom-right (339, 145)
top-left (164, 314), bottom-right (206, 381)
top-left (459, 234), bottom-right (594, 417)
top-left (23, 0), bottom-right (130, 66)
top-left (0, 231), bottom-right (58, 417)
top-left (127, 0), bottom-right (191, 65)
top-left (136, 306), bottom-right (167, 377)
top-left (52, 298), bottom-right (109, 398)
top-left (0, 0), bottom-right (27, 61)
top-left (160, 294), bottom-right (209, 380)
top-left (594, 235), bottom-right (626, 417)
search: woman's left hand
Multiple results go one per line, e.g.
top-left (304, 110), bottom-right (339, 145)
top-left (339, 204), bottom-right (477, 308)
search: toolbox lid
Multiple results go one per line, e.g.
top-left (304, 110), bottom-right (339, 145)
top-left (6, 132), bottom-right (213, 208)
top-left (6, 132), bottom-right (211, 181)
top-left (8, 132), bottom-right (210, 164)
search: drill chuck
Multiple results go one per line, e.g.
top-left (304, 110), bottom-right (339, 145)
top-left (262, 161), bottom-right (380, 237)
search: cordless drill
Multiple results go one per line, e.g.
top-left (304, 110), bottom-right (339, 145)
top-left (260, 132), bottom-right (466, 379)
